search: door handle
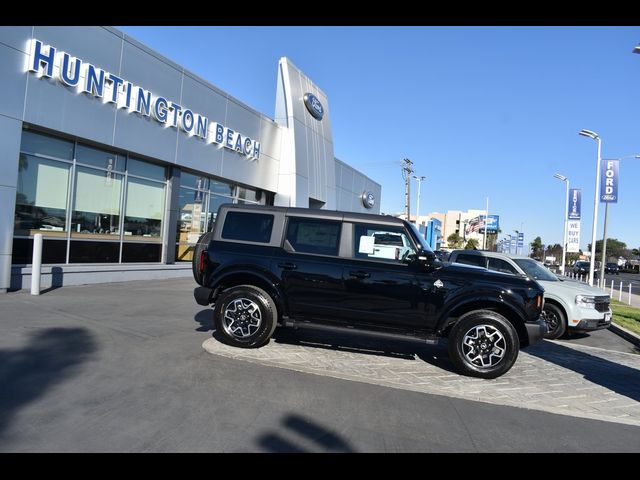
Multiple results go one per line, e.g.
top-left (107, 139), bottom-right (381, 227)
top-left (278, 262), bottom-right (298, 270)
top-left (349, 271), bottom-right (370, 279)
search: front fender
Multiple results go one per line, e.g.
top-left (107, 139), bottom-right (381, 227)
top-left (436, 288), bottom-right (529, 332)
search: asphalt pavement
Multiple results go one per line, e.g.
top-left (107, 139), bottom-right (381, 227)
top-left (0, 278), bottom-right (639, 452)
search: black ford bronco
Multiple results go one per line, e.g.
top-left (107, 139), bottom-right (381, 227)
top-left (193, 204), bottom-right (546, 378)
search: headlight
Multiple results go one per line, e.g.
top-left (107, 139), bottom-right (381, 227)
top-left (576, 295), bottom-right (596, 309)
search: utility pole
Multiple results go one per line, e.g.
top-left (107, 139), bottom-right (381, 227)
top-left (401, 158), bottom-right (414, 221)
top-left (413, 175), bottom-right (426, 224)
top-left (483, 197), bottom-right (489, 250)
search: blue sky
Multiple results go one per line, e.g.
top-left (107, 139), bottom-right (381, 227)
top-left (119, 26), bottom-right (640, 251)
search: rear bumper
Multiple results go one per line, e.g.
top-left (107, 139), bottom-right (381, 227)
top-left (194, 286), bottom-right (213, 306)
top-left (524, 318), bottom-right (547, 346)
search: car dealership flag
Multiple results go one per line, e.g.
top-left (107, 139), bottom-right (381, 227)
top-left (600, 159), bottom-right (619, 203)
top-left (568, 188), bottom-right (581, 220)
top-left (567, 220), bottom-right (581, 253)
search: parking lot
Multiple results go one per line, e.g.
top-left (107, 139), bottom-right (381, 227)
top-left (1, 278), bottom-right (639, 452)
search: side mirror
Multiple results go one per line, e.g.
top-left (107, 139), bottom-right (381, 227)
top-left (417, 250), bottom-right (436, 264)
top-left (418, 251), bottom-right (436, 263)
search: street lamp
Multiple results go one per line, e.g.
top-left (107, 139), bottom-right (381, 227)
top-left (413, 175), bottom-right (426, 225)
top-left (633, 45), bottom-right (640, 54)
top-left (553, 173), bottom-right (569, 275)
top-left (579, 129), bottom-right (602, 287)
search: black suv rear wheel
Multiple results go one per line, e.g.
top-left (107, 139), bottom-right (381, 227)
top-left (448, 310), bottom-right (519, 379)
top-left (213, 285), bottom-right (277, 348)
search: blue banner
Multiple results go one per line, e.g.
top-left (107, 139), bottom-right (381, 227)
top-left (479, 215), bottom-right (499, 234)
top-left (600, 159), bottom-right (619, 203)
top-left (568, 188), bottom-right (581, 220)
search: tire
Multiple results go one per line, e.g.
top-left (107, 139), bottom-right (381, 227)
top-left (541, 303), bottom-right (567, 340)
top-left (448, 310), bottom-right (519, 379)
top-left (213, 285), bottom-right (277, 348)
top-left (192, 232), bottom-right (214, 286)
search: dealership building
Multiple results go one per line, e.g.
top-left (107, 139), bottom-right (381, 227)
top-left (0, 27), bottom-right (381, 292)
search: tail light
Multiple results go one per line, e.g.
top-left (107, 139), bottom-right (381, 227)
top-left (536, 294), bottom-right (544, 309)
top-left (199, 250), bottom-right (206, 274)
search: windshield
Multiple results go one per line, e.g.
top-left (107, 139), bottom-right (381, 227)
top-left (407, 222), bottom-right (433, 253)
top-left (513, 259), bottom-right (558, 281)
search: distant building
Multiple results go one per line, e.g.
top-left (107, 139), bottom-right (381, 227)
top-left (418, 218), bottom-right (443, 250)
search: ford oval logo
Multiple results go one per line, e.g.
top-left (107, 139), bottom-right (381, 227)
top-left (361, 191), bottom-right (375, 209)
top-left (303, 93), bottom-right (324, 121)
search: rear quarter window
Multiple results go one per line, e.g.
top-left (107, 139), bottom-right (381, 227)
top-left (221, 211), bottom-right (274, 243)
top-left (455, 253), bottom-right (487, 268)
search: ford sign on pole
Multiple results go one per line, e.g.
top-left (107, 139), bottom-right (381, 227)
top-left (568, 188), bottom-right (581, 220)
top-left (600, 159), bottom-right (619, 203)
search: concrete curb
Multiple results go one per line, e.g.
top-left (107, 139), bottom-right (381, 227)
top-left (609, 322), bottom-right (640, 348)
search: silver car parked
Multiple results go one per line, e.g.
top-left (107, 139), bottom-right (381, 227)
top-left (448, 250), bottom-right (612, 339)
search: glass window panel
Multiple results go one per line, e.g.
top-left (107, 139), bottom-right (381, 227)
top-left (175, 244), bottom-right (195, 262)
top-left (206, 195), bottom-right (233, 232)
top-left (20, 130), bottom-right (73, 160)
top-left (181, 171), bottom-right (209, 191)
top-left (11, 238), bottom-right (67, 265)
top-left (210, 179), bottom-right (235, 197)
top-left (14, 154), bottom-right (70, 235)
top-left (455, 254), bottom-right (487, 268)
top-left (176, 187), bottom-right (207, 246)
top-left (352, 224), bottom-right (415, 262)
top-left (75, 144), bottom-right (122, 172)
top-left (69, 241), bottom-right (119, 263)
top-left (127, 157), bottom-right (166, 181)
top-left (221, 212), bottom-right (274, 243)
top-left (72, 166), bottom-right (122, 239)
top-left (124, 177), bottom-right (165, 240)
top-left (122, 243), bottom-right (161, 262)
top-left (236, 186), bottom-right (260, 203)
top-left (287, 217), bottom-right (340, 256)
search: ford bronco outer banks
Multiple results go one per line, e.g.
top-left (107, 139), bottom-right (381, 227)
top-left (193, 204), bottom-right (546, 378)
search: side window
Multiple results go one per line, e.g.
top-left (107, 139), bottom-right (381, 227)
top-left (221, 211), bottom-right (274, 243)
top-left (285, 217), bottom-right (341, 256)
top-left (488, 257), bottom-right (518, 275)
top-left (455, 254), bottom-right (487, 268)
top-left (353, 223), bottom-right (416, 263)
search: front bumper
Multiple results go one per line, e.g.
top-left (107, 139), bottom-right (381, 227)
top-left (524, 318), bottom-right (548, 346)
top-left (572, 313), bottom-right (612, 332)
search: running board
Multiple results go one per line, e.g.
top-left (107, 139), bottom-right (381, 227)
top-left (282, 319), bottom-right (438, 345)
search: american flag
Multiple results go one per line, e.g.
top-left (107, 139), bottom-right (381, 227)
top-left (465, 216), bottom-right (485, 234)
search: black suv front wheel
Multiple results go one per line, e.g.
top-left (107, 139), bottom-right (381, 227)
top-left (213, 285), bottom-right (278, 348)
top-left (448, 310), bottom-right (519, 379)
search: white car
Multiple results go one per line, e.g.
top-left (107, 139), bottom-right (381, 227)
top-left (448, 250), bottom-right (612, 339)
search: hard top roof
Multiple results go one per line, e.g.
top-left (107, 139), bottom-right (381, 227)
top-left (218, 203), bottom-right (407, 226)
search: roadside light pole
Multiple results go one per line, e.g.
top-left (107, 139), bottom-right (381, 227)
top-left (553, 173), bottom-right (569, 275)
top-left (413, 175), bottom-right (426, 225)
top-left (579, 129), bottom-right (602, 287)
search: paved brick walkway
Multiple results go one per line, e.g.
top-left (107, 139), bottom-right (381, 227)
top-left (203, 329), bottom-right (640, 426)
